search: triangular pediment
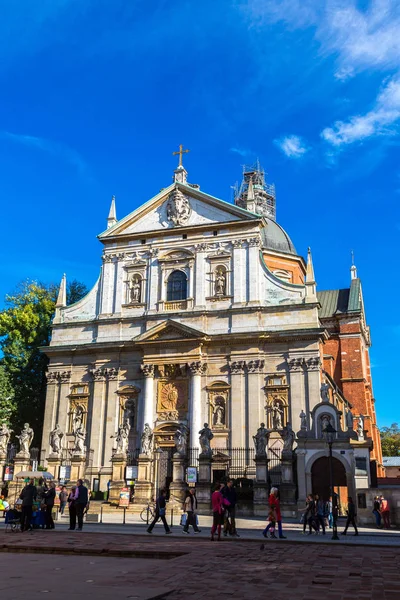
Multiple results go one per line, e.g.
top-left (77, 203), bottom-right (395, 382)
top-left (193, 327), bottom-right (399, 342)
top-left (99, 182), bottom-right (258, 239)
top-left (134, 319), bottom-right (208, 343)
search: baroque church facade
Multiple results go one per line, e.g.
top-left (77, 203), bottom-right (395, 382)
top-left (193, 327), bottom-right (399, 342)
top-left (41, 156), bottom-right (383, 513)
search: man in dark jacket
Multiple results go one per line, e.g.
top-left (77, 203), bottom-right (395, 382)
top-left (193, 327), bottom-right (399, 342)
top-left (75, 479), bottom-right (88, 531)
top-left (222, 479), bottom-right (240, 537)
top-left (43, 482), bottom-right (56, 529)
top-left (20, 479), bottom-right (37, 532)
top-left (147, 489), bottom-right (171, 534)
top-left (341, 497), bottom-right (359, 536)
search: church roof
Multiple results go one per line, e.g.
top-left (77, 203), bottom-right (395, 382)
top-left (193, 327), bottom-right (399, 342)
top-left (260, 218), bottom-right (297, 255)
top-left (318, 279), bottom-right (361, 318)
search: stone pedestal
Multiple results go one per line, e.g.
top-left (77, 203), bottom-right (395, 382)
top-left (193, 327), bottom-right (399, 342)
top-left (169, 453), bottom-right (186, 504)
top-left (279, 450), bottom-right (297, 515)
top-left (195, 455), bottom-right (212, 511)
top-left (133, 453), bottom-right (154, 504)
top-left (70, 455), bottom-right (86, 482)
top-left (253, 456), bottom-right (269, 515)
top-left (0, 452), bottom-right (7, 481)
top-left (108, 454), bottom-right (127, 504)
top-left (47, 455), bottom-right (62, 479)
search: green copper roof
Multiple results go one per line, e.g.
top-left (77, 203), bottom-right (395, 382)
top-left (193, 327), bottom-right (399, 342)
top-left (318, 280), bottom-right (361, 318)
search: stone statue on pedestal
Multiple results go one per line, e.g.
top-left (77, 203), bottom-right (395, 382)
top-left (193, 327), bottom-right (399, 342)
top-left (141, 423), bottom-right (153, 456)
top-left (299, 410), bottom-right (307, 430)
top-left (282, 422), bottom-right (295, 452)
top-left (113, 419), bottom-right (130, 455)
top-left (0, 423), bottom-right (12, 454)
top-left (199, 423), bottom-right (213, 456)
top-left (16, 423), bottom-right (34, 455)
top-left (73, 425), bottom-right (86, 455)
top-left (320, 381), bottom-right (330, 403)
top-left (345, 407), bottom-right (354, 430)
top-left (269, 402), bottom-right (284, 430)
top-left (253, 423), bottom-right (269, 457)
top-left (49, 424), bottom-right (63, 455)
top-left (174, 425), bottom-right (188, 456)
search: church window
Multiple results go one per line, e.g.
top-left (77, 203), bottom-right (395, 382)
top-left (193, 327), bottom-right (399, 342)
top-left (141, 239), bottom-right (146, 244)
top-left (167, 270), bottom-right (187, 301)
top-left (213, 230), bottom-right (218, 236)
top-left (182, 234), bottom-right (187, 240)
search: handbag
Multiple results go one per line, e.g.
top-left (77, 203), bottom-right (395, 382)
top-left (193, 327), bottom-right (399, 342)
top-left (159, 507), bottom-right (166, 516)
top-left (180, 513), bottom-right (187, 526)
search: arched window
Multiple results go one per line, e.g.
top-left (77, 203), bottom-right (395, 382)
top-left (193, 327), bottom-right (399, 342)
top-left (167, 270), bottom-right (187, 301)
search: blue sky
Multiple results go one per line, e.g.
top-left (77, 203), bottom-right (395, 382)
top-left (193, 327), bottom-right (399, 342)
top-left (0, 0), bottom-right (399, 427)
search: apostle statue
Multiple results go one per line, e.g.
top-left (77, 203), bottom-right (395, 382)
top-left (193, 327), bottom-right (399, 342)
top-left (299, 410), bottom-right (307, 430)
top-left (211, 397), bottom-right (226, 427)
top-left (0, 423), bottom-right (12, 455)
top-left (49, 424), bottom-right (63, 455)
top-left (112, 419), bottom-right (130, 455)
top-left (73, 405), bottom-right (85, 434)
top-left (357, 414), bottom-right (364, 439)
top-left (73, 425), bottom-right (86, 455)
top-left (253, 423), bottom-right (269, 457)
top-left (129, 276), bottom-right (141, 304)
top-left (282, 422), bottom-right (295, 452)
top-left (320, 380), bottom-right (330, 403)
top-left (174, 425), bottom-right (188, 456)
top-left (16, 423), bottom-right (34, 455)
top-left (199, 423), bottom-right (213, 456)
top-left (345, 407), bottom-right (354, 430)
top-left (214, 268), bottom-right (226, 296)
top-left (270, 401), bottom-right (284, 430)
top-left (141, 423), bottom-right (153, 456)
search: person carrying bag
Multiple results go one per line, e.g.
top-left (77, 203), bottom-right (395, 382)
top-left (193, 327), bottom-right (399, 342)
top-left (182, 489), bottom-right (201, 534)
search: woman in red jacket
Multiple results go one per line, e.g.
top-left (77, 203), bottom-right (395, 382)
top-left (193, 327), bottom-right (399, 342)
top-left (211, 483), bottom-right (229, 541)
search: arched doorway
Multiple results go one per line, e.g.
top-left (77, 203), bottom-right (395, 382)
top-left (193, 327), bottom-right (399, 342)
top-left (311, 456), bottom-right (347, 506)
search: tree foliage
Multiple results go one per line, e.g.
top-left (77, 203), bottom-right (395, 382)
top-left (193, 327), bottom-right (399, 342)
top-left (0, 279), bottom-right (87, 442)
top-left (380, 423), bottom-right (400, 457)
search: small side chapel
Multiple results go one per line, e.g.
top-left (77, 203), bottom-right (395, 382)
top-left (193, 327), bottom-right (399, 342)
top-left (41, 149), bottom-right (382, 514)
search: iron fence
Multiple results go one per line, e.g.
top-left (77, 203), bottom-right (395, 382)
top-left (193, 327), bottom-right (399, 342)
top-left (268, 446), bottom-right (282, 485)
top-left (126, 448), bottom-right (140, 466)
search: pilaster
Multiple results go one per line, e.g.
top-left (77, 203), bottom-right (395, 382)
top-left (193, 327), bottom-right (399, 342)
top-left (232, 240), bottom-right (246, 304)
top-left (246, 359), bottom-right (264, 448)
top-left (229, 361), bottom-right (246, 446)
top-left (147, 249), bottom-right (159, 311)
top-left (305, 356), bottom-right (322, 412)
top-left (113, 253), bottom-right (125, 314)
top-left (287, 357), bottom-right (306, 431)
top-left (248, 237), bottom-right (261, 303)
top-left (194, 245), bottom-right (207, 308)
top-left (100, 255), bottom-right (114, 314)
top-left (141, 364), bottom-right (155, 431)
top-left (188, 361), bottom-right (206, 450)
top-left (88, 368), bottom-right (107, 468)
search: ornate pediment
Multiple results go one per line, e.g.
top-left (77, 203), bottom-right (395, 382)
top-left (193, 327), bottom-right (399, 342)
top-left (134, 319), bottom-right (208, 344)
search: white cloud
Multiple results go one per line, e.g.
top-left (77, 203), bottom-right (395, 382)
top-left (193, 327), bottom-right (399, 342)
top-left (275, 135), bottom-right (308, 158)
top-left (321, 77), bottom-right (400, 145)
top-left (0, 131), bottom-right (88, 174)
top-left (230, 146), bottom-right (253, 157)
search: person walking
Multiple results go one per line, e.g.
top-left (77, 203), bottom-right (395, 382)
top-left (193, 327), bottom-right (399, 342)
top-left (147, 489), bottom-right (171, 534)
top-left (264, 487), bottom-right (286, 539)
top-left (306, 494), bottom-right (318, 535)
top-left (211, 483), bottom-right (227, 541)
top-left (222, 479), bottom-right (240, 537)
top-left (182, 489), bottom-right (201, 534)
top-left (59, 486), bottom-right (68, 516)
top-left (316, 496), bottom-right (326, 535)
top-left (68, 486), bottom-right (77, 530)
top-left (43, 481), bottom-right (56, 529)
top-left (19, 479), bottom-right (37, 532)
top-left (263, 503), bottom-right (277, 538)
top-left (380, 495), bottom-right (391, 529)
top-left (341, 497), bottom-right (359, 536)
top-left (372, 496), bottom-right (382, 528)
top-left (75, 479), bottom-right (89, 531)
top-left (327, 496), bottom-right (333, 529)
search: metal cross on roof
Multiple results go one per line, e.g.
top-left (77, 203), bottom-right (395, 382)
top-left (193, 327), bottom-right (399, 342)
top-left (173, 144), bottom-right (190, 167)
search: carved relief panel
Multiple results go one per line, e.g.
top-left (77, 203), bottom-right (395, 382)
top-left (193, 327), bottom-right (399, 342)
top-left (156, 379), bottom-right (189, 421)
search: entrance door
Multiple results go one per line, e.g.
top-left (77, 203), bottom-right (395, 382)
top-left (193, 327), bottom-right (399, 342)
top-left (311, 456), bottom-right (347, 504)
top-left (156, 448), bottom-right (174, 498)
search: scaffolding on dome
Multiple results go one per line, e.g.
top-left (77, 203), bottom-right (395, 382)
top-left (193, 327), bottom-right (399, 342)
top-left (233, 160), bottom-right (276, 221)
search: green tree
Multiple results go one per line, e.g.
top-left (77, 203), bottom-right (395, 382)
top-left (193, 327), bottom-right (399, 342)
top-left (0, 279), bottom-right (87, 442)
top-left (380, 423), bottom-right (400, 457)
top-left (0, 364), bottom-right (16, 424)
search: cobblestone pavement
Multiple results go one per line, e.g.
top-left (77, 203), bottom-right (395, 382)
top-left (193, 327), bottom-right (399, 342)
top-left (0, 531), bottom-right (400, 600)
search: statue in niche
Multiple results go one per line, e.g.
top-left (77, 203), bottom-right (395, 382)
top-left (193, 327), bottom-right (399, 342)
top-left (211, 396), bottom-right (226, 427)
top-left (73, 425), bottom-right (86, 455)
top-left (253, 423), bottom-right (269, 457)
top-left (199, 423), bottom-right (213, 456)
top-left (320, 380), bottom-right (330, 403)
top-left (112, 419), bottom-right (130, 454)
top-left (345, 406), bottom-right (354, 430)
top-left (129, 275), bottom-right (141, 304)
top-left (17, 423), bottom-right (34, 455)
top-left (320, 414), bottom-right (331, 433)
top-left (300, 410), bottom-right (307, 430)
top-left (141, 423), bottom-right (153, 455)
top-left (49, 424), bottom-right (63, 455)
top-left (73, 405), bottom-right (85, 433)
top-left (0, 423), bottom-right (12, 454)
top-left (174, 425), bottom-right (188, 456)
top-left (282, 422), bottom-right (295, 452)
top-left (214, 268), bottom-right (226, 296)
top-left (270, 401), bottom-right (284, 430)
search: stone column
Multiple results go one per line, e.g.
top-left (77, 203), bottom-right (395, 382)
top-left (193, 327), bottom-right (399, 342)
top-left (305, 356), bottom-right (322, 412)
top-left (194, 244), bottom-right (207, 308)
top-left (247, 360), bottom-right (265, 448)
top-left (248, 237), bottom-right (261, 303)
top-left (169, 452), bottom-right (186, 504)
top-left (88, 368), bottom-right (107, 469)
top-left (287, 357), bottom-right (306, 432)
top-left (188, 362), bottom-right (206, 450)
top-left (133, 453), bottom-right (154, 504)
top-left (196, 455), bottom-right (212, 511)
top-left (102, 370), bottom-right (120, 469)
top-left (253, 455), bottom-right (269, 515)
top-left (141, 364), bottom-right (155, 431)
top-left (229, 361), bottom-right (246, 447)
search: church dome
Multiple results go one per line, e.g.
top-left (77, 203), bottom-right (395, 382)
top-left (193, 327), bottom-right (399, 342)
top-left (261, 218), bottom-right (297, 255)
